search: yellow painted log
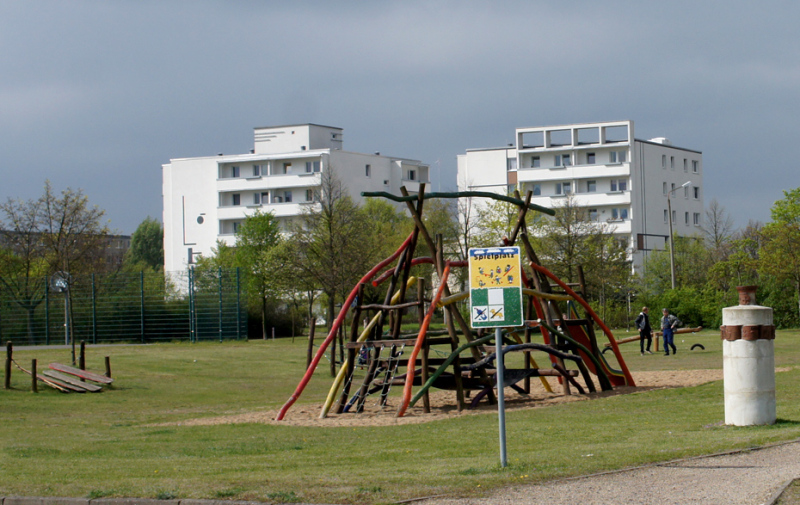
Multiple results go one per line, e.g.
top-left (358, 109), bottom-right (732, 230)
top-left (320, 276), bottom-right (419, 418)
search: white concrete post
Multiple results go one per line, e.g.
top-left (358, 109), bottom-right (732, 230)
top-left (721, 286), bottom-right (776, 426)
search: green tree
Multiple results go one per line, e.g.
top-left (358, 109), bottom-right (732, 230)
top-left (235, 210), bottom-right (283, 339)
top-left (125, 217), bottom-right (163, 271)
top-left (759, 188), bottom-right (800, 321)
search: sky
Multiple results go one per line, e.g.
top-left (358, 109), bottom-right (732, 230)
top-left (2, 1), bottom-right (798, 234)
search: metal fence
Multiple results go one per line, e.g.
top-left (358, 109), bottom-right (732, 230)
top-left (0, 268), bottom-right (246, 345)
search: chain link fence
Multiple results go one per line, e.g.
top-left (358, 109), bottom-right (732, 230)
top-left (0, 268), bottom-right (246, 345)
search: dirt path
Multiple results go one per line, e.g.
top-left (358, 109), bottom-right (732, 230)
top-left (173, 369), bottom-right (727, 427)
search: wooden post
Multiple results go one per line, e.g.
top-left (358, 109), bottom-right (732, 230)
top-left (338, 284), bottom-right (364, 413)
top-left (306, 318), bottom-right (316, 370)
top-left (31, 359), bottom-right (38, 393)
top-left (4, 342), bottom-right (11, 390)
top-left (79, 341), bottom-right (86, 370)
top-left (418, 278), bottom-right (430, 413)
top-left (104, 356), bottom-right (112, 378)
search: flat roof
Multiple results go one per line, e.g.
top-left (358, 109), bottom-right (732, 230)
top-left (253, 123), bottom-right (343, 131)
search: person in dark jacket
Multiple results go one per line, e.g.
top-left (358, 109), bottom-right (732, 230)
top-left (635, 307), bottom-right (652, 355)
top-left (661, 308), bottom-right (679, 356)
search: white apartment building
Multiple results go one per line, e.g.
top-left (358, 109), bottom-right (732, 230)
top-left (162, 124), bottom-right (429, 272)
top-left (457, 120), bottom-right (704, 273)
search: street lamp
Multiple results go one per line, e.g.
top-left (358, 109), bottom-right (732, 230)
top-left (667, 181), bottom-right (692, 289)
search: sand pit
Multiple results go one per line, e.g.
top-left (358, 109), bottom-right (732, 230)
top-left (171, 368), bottom-right (749, 428)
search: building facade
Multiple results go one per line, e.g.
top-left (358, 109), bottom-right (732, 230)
top-left (162, 124), bottom-right (429, 272)
top-left (457, 120), bottom-right (704, 273)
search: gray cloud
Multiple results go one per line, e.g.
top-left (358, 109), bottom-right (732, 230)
top-left (1, 0), bottom-right (798, 233)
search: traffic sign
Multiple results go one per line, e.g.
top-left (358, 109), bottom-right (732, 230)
top-left (468, 247), bottom-right (523, 328)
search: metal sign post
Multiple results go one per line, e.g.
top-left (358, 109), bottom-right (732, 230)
top-left (468, 247), bottom-right (523, 468)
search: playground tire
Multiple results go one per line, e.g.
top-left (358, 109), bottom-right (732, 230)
top-left (690, 343), bottom-right (705, 351)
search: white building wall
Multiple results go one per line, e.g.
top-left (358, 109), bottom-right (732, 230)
top-left (163, 124), bottom-right (428, 272)
top-left (457, 120), bottom-right (704, 275)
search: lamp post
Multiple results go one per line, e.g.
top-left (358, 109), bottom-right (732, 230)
top-left (667, 181), bottom-right (692, 289)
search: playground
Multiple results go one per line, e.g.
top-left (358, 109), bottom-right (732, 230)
top-left (3, 334), bottom-right (800, 504)
top-left (3, 189), bottom-right (800, 503)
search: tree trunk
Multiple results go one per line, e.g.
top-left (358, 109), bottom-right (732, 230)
top-left (327, 292), bottom-right (335, 332)
top-left (261, 296), bottom-right (267, 340)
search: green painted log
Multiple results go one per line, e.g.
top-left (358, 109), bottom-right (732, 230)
top-left (409, 333), bottom-right (495, 408)
top-left (361, 191), bottom-right (556, 216)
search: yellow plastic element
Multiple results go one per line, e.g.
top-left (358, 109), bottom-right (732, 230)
top-left (319, 276), bottom-right (419, 418)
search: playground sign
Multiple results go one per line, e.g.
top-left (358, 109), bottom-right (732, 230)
top-left (468, 247), bottom-right (523, 328)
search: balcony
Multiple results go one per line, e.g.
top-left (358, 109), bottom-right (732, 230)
top-left (216, 173), bottom-right (321, 192)
top-left (517, 163), bottom-right (630, 183)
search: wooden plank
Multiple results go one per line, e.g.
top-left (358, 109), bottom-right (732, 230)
top-left (38, 375), bottom-right (88, 392)
top-left (43, 370), bottom-right (103, 392)
top-left (49, 362), bottom-right (114, 384)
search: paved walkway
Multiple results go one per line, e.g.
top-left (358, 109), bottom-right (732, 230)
top-left (420, 439), bottom-right (800, 505)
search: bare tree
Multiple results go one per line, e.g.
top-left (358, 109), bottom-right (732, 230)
top-left (0, 181), bottom-right (109, 343)
top-left (703, 198), bottom-right (735, 261)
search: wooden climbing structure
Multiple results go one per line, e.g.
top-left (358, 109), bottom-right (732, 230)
top-left (276, 186), bottom-right (635, 421)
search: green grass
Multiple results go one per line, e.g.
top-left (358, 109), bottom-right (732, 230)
top-left (2, 330), bottom-right (800, 504)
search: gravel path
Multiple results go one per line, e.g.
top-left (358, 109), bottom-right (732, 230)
top-left (419, 439), bottom-right (800, 505)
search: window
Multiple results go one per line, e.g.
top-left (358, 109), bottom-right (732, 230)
top-left (253, 165), bottom-right (261, 177)
top-left (692, 160), bottom-right (699, 173)
top-left (664, 209), bottom-right (668, 223)
top-left (232, 193), bottom-right (240, 206)
top-left (305, 189), bottom-right (314, 202)
top-left (365, 164), bottom-right (371, 177)
top-left (684, 212), bottom-right (689, 225)
top-left (532, 184), bottom-right (541, 196)
top-left (232, 221), bottom-right (240, 234)
top-left (586, 180), bottom-right (597, 193)
top-left (611, 207), bottom-right (629, 220)
top-left (531, 156), bottom-right (540, 168)
top-left (587, 152), bottom-right (596, 164)
top-left (683, 159), bottom-right (688, 172)
top-left (670, 156), bottom-right (675, 169)
top-left (231, 166), bottom-right (240, 178)
top-left (693, 186), bottom-right (700, 199)
top-left (555, 154), bottom-right (571, 167)
top-left (282, 162), bottom-right (291, 174)
top-left (684, 186), bottom-right (689, 198)
top-left (693, 212), bottom-right (701, 225)
top-left (662, 155), bottom-right (666, 168)
top-left (284, 191), bottom-right (293, 203)
top-left (261, 192), bottom-right (269, 204)
top-left (507, 158), bottom-right (517, 171)
top-left (611, 179), bottom-right (628, 192)
top-left (253, 193), bottom-right (261, 205)
top-left (671, 183), bottom-right (676, 192)
top-left (383, 180), bottom-right (389, 185)
top-left (305, 160), bottom-right (321, 173)
top-left (589, 208), bottom-right (598, 221)
top-left (672, 210), bottom-right (677, 223)
top-left (610, 150), bottom-right (627, 163)
top-left (663, 182), bottom-right (668, 195)
top-left (273, 195), bottom-right (283, 203)
top-left (407, 170), bottom-right (416, 181)
top-left (555, 182), bottom-right (572, 195)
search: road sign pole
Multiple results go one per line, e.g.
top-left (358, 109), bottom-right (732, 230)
top-left (496, 327), bottom-right (507, 468)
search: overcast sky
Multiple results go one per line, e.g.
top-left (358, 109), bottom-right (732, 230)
top-left (2, 1), bottom-right (798, 234)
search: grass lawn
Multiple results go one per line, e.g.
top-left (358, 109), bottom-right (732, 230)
top-left (2, 329), bottom-right (800, 504)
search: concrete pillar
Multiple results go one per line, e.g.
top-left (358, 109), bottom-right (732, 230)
top-left (720, 286), bottom-right (776, 426)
